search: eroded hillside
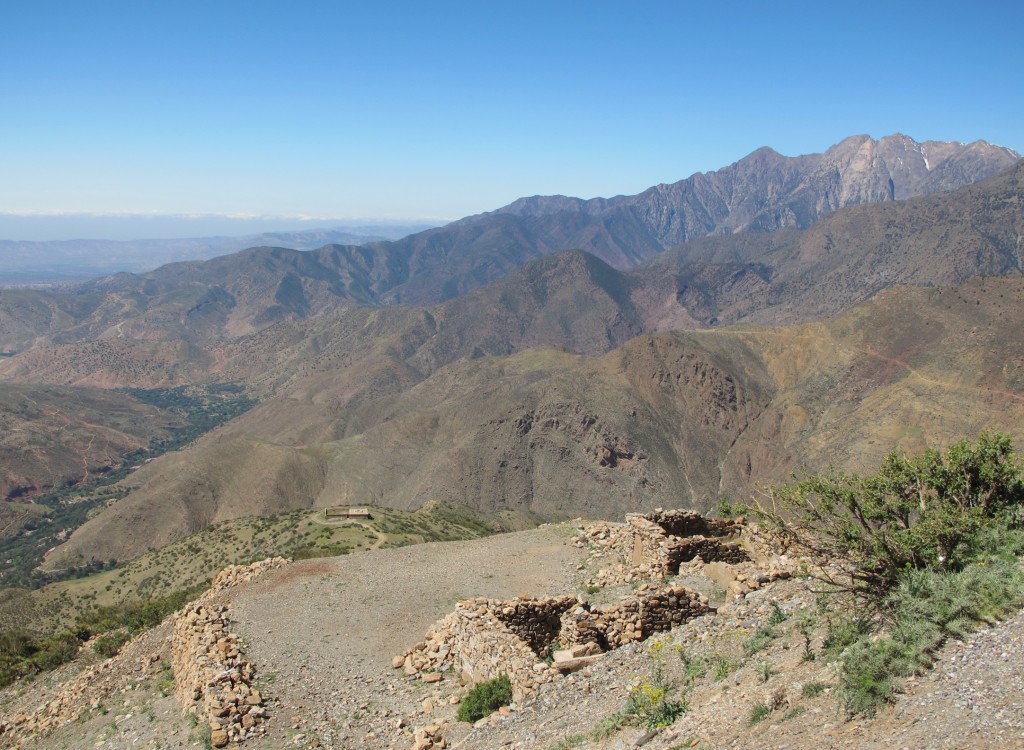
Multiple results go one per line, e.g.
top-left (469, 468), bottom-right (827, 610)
top-left (39, 275), bottom-right (1024, 570)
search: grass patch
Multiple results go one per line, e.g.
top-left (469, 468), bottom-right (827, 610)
top-left (551, 736), bottom-right (587, 750)
top-left (589, 713), bottom-right (625, 740)
top-left (748, 701), bottom-right (771, 725)
top-left (801, 681), bottom-right (831, 698)
top-left (743, 624), bottom-right (777, 656)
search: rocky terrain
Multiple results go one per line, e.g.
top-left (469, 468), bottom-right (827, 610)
top-left (2, 515), bottom-right (1022, 750)
top-left (38, 271), bottom-right (1024, 570)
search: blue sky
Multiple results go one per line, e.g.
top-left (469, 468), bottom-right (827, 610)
top-left (1, 0), bottom-right (1022, 239)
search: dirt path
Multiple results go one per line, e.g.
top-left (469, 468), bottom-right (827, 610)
top-left (227, 524), bottom-right (583, 750)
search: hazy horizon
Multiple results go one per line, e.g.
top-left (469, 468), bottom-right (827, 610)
top-left (3, 1), bottom-right (1021, 232)
top-left (0, 213), bottom-right (443, 243)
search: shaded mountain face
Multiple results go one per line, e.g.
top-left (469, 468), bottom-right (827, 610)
top-left (42, 274), bottom-right (1024, 568)
top-left (636, 159), bottom-right (1024, 327)
top-left (0, 135), bottom-right (1016, 354)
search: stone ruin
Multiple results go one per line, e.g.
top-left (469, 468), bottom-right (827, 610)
top-left (581, 509), bottom-right (751, 586)
top-left (396, 583), bottom-right (712, 704)
top-left (170, 558), bottom-right (290, 748)
top-left (395, 509), bottom-right (808, 708)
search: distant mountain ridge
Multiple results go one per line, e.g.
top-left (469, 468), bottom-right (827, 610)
top-left (488, 134), bottom-right (1019, 238)
top-left (0, 134), bottom-right (1017, 356)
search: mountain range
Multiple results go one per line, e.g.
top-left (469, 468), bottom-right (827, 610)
top-left (0, 132), bottom-right (1021, 571)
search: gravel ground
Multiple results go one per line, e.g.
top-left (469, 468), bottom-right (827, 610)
top-left (5, 524), bottom-right (1024, 750)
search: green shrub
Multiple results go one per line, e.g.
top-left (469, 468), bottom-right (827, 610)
top-left (836, 555), bottom-right (1024, 716)
top-left (29, 633), bottom-right (80, 671)
top-left (679, 651), bottom-right (708, 685)
top-left (93, 630), bottom-right (132, 658)
top-left (768, 601), bottom-right (789, 625)
top-left (756, 661), bottom-right (775, 682)
top-left (624, 674), bottom-right (685, 729)
top-left (589, 713), bottom-right (625, 740)
top-left (709, 653), bottom-right (737, 681)
top-left (801, 681), bottom-right (830, 698)
top-left (759, 432), bottom-right (1024, 600)
top-left (457, 674), bottom-right (512, 722)
top-left (748, 701), bottom-right (771, 725)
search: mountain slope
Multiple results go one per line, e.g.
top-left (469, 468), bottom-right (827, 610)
top-left (0, 135), bottom-right (1015, 354)
top-left (0, 383), bottom-right (185, 501)
top-left (41, 274), bottom-right (1024, 568)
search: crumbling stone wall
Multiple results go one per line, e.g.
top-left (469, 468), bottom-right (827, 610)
top-left (583, 509), bottom-right (749, 585)
top-left (490, 596), bottom-right (578, 655)
top-left (559, 584), bottom-right (711, 650)
top-left (398, 585), bottom-right (712, 703)
top-left (645, 509), bottom-right (736, 538)
top-left (396, 597), bottom-right (569, 704)
top-left (170, 558), bottom-right (289, 748)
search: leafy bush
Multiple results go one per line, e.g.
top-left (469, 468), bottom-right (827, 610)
top-left (758, 433), bottom-right (1024, 717)
top-left (457, 674), bottom-right (512, 722)
top-left (760, 432), bottom-right (1024, 600)
top-left (93, 630), bottom-right (132, 658)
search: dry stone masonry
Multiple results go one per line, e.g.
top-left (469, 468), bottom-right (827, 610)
top-left (397, 585), bottom-right (712, 704)
top-left (395, 596), bottom-right (573, 704)
top-left (394, 509), bottom-right (809, 711)
top-left (0, 558), bottom-right (290, 747)
top-left (579, 509), bottom-right (750, 586)
top-left (170, 558), bottom-right (289, 748)
top-left (559, 583), bottom-right (711, 650)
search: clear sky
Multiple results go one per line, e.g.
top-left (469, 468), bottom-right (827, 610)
top-left (2, 0), bottom-right (1022, 240)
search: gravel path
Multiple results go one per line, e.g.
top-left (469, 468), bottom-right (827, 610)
top-left (228, 524), bottom-right (584, 750)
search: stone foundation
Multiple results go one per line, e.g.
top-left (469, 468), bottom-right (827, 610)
top-left (581, 509), bottom-right (750, 585)
top-left (398, 584), bottom-right (712, 704)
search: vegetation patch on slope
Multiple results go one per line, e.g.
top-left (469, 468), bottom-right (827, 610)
top-left (0, 383), bottom-right (256, 590)
top-left (758, 432), bottom-right (1024, 716)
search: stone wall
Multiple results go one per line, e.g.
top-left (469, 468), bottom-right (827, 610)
top-left (559, 584), bottom-right (712, 650)
top-left (581, 509), bottom-right (749, 585)
top-left (398, 585), bottom-right (712, 704)
top-left (169, 558), bottom-right (289, 748)
top-left (396, 597), bottom-right (572, 704)
top-left (0, 557), bottom-right (289, 748)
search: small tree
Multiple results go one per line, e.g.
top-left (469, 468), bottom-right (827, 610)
top-left (758, 432), bottom-right (1024, 601)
